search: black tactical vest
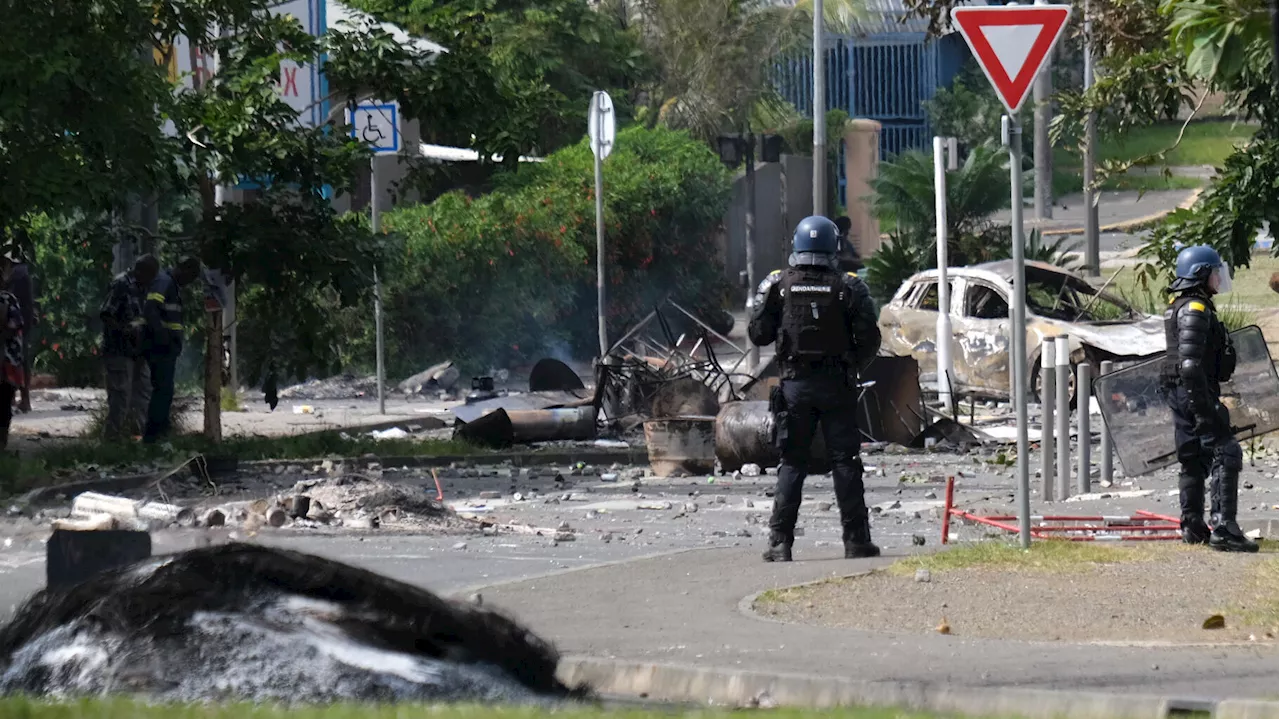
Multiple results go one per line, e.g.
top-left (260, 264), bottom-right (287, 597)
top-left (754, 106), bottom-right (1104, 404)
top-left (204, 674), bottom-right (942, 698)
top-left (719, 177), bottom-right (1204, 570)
top-left (1161, 292), bottom-right (1233, 384)
top-left (778, 267), bottom-right (852, 363)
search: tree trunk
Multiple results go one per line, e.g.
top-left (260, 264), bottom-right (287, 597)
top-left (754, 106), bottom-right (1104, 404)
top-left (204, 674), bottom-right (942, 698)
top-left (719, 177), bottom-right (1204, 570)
top-left (205, 308), bottom-right (223, 441)
top-left (198, 176), bottom-right (223, 443)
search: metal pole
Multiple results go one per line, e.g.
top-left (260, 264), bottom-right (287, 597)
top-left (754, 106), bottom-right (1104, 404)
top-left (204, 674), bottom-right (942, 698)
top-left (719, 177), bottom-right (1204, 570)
top-left (1269, 0), bottom-right (1280, 84)
top-left (745, 135), bottom-right (759, 374)
top-left (933, 137), bottom-right (953, 411)
top-left (1082, 0), bottom-right (1100, 275)
top-left (1099, 360), bottom-right (1114, 486)
top-left (1076, 361), bottom-right (1092, 495)
top-left (1040, 337), bottom-right (1056, 501)
top-left (1032, 0), bottom-right (1053, 220)
top-left (372, 158), bottom-right (386, 415)
top-left (1003, 115), bottom-right (1031, 549)
top-left (595, 93), bottom-right (608, 359)
top-left (1055, 335), bottom-right (1071, 501)
top-left (812, 0), bottom-right (826, 215)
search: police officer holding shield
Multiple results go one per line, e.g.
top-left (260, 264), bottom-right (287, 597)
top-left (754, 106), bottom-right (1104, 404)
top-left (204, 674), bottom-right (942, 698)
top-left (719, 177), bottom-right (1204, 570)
top-left (748, 216), bottom-right (882, 562)
top-left (1162, 245), bottom-right (1257, 553)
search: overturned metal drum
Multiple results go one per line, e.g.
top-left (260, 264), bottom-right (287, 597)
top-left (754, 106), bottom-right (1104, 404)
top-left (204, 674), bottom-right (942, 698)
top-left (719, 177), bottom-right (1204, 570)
top-left (644, 417), bottom-right (717, 477)
top-left (714, 401), bottom-right (829, 473)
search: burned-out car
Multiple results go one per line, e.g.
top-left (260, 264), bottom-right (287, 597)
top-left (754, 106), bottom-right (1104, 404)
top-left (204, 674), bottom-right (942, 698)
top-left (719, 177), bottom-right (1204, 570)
top-left (878, 260), bottom-right (1166, 401)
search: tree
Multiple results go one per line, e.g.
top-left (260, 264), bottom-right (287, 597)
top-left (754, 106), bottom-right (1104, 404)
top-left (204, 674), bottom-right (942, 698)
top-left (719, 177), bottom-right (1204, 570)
top-left (340, 0), bottom-right (649, 160)
top-left (0, 2), bottom-right (436, 440)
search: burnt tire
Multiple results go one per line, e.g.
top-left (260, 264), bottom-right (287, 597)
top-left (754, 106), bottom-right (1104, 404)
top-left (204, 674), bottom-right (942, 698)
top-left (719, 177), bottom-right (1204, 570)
top-left (1030, 355), bottom-right (1079, 409)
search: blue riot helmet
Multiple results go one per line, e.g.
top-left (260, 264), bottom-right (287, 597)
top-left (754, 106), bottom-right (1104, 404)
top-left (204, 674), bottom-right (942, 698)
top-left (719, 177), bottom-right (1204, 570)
top-left (790, 216), bottom-right (839, 268)
top-left (1170, 245), bottom-right (1232, 293)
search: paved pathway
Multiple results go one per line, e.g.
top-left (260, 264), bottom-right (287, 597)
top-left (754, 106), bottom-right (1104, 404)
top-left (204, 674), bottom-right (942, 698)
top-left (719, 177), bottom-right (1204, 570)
top-left (480, 546), bottom-right (1278, 701)
top-left (991, 189), bottom-right (1197, 235)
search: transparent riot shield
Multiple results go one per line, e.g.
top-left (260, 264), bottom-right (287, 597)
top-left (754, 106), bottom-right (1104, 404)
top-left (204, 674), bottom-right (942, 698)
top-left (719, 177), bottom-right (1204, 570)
top-left (1092, 325), bottom-right (1278, 477)
top-left (1090, 324), bottom-right (1280, 475)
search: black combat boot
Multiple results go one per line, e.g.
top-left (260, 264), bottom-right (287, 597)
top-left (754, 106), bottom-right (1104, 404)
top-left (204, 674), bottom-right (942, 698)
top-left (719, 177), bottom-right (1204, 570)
top-left (1178, 472), bottom-right (1210, 545)
top-left (1209, 466), bottom-right (1258, 553)
top-left (842, 519), bottom-right (880, 559)
top-left (762, 531), bottom-right (793, 562)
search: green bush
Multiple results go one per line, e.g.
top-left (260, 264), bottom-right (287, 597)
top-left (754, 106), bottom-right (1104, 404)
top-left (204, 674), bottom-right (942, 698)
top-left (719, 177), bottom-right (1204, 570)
top-left (379, 126), bottom-right (732, 375)
top-left (24, 213), bottom-right (115, 386)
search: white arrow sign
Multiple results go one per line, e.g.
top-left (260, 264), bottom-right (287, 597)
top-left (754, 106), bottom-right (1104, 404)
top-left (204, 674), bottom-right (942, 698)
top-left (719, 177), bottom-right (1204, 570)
top-left (588, 91), bottom-right (616, 160)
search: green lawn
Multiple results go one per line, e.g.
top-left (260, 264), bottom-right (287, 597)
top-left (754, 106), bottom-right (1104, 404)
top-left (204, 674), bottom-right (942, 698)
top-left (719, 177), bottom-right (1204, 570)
top-left (1101, 255), bottom-right (1279, 311)
top-left (1051, 169), bottom-right (1205, 198)
top-left (0, 700), bottom-right (1040, 719)
top-left (1055, 119), bottom-right (1260, 168)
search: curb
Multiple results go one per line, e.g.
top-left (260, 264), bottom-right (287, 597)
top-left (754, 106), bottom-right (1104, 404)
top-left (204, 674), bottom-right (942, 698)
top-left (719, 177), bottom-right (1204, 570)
top-left (557, 656), bottom-right (1272, 719)
top-left (1040, 188), bottom-right (1204, 237)
top-left (18, 448), bottom-right (645, 505)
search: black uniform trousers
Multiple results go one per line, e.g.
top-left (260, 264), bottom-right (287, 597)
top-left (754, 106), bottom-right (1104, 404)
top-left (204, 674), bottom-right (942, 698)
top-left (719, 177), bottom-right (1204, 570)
top-left (1165, 385), bottom-right (1242, 519)
top-left (769, 369), bottom-right (868, 542)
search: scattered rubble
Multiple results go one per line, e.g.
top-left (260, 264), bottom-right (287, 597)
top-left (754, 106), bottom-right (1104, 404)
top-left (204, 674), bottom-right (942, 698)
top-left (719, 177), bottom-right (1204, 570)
top-left (279, 374), bottom-right (379, 400)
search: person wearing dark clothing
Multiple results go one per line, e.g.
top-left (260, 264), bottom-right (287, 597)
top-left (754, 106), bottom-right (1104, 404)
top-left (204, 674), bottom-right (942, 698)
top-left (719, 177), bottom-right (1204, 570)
top-left (142, 256), bottom-right (200, 443)
top-left (0, 251), bottom-right (25, 450)
top-left (1161, 245), bottom-right (1256, 553)
top-left (1, 255), bottom-right (34, 413)
top-left (100, 256), bottom-right (159, 440)
top-left (748, 216), bottom-right (882, 562)
top-left (832, 216), bottom-right (862, 273)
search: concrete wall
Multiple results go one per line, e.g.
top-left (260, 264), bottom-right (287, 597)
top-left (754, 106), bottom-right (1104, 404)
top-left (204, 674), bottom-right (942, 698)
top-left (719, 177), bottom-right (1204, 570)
top-left (720, 154), bottom-right (815, 302)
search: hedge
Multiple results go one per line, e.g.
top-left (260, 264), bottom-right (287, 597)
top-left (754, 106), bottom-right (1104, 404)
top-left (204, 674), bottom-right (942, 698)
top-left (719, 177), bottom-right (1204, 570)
top-left (379, 126), bottom-right (732, 375)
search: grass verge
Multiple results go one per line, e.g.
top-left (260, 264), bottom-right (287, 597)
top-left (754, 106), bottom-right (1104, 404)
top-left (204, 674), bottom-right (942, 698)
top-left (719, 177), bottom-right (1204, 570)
top-left (885, 540), bottom-right (1146, 577)
top-left (1054, 120), bottom-right (1259, 168)
top-left (1098, 256), bottom-right (1277, 328)
top-left (1051, 169), bottom-right (1204, 197)
top-left (0, 700), bottom-right (1032, 719)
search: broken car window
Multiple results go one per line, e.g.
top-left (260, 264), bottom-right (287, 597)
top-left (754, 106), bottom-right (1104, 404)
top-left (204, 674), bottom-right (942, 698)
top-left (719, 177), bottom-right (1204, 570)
top-left (914, 281), bottom-right (953, 312)
top-left (965, 284), bottom-right (1008, 319)
top-left (1023, 268), bottom-right (1138, 322)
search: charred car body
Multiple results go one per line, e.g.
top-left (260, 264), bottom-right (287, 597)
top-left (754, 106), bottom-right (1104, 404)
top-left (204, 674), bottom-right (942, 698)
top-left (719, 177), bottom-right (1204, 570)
top-left (879, 261), bottom-right (1165, 402)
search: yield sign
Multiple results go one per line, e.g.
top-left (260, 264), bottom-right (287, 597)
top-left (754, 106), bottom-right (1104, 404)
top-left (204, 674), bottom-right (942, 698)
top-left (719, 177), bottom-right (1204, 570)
top-left (951, 5), bottom-right (1072, 114)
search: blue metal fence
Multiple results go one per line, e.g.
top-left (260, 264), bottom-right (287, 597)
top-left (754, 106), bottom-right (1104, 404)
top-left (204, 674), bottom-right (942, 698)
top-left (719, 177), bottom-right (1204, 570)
top-left (776, 31), bottom-right (953, 201)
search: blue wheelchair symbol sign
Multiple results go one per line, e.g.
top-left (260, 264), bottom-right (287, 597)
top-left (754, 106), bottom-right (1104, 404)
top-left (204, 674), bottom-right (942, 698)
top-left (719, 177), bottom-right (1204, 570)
top-left (348, 102), bottom-right (400, 155)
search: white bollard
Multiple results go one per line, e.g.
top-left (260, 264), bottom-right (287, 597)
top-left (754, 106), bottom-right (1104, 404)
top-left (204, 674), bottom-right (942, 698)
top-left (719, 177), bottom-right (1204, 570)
top-left (1040, 337), bottom-right (1056, 501)
top-left (1054, 336), bottom-right (1071, 501)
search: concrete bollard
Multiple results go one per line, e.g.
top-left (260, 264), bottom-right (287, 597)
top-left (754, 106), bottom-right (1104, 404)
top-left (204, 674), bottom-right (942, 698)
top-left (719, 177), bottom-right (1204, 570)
top-left (1099, 360), bottom-right (1114, 486)
top-left (1039, 337), bottom-right (1056, 501)
top-left (1076, 362), bottom-right (1092, 495)
top-left (1054, 336), bottom-right (1071, 501)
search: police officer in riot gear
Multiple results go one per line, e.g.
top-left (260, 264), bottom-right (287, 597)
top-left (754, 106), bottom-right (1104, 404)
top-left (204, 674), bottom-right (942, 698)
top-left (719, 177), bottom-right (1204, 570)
top-left (1162, 245), bottom-right (1257, 553)
top-left (748, 216), bottom-right (882, 562)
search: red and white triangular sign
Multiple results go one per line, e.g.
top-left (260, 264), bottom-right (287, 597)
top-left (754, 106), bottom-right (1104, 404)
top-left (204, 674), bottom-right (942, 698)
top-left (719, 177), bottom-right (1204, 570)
top-left (950, 4), bottom-right (1072, 114)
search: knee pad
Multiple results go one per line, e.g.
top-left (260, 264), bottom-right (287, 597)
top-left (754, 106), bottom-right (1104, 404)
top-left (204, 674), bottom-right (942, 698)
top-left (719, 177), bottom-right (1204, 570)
top-left (1178, 470), bottom-right (1206, 490)
top-left (1217, 439), bottom-right (1243, 473)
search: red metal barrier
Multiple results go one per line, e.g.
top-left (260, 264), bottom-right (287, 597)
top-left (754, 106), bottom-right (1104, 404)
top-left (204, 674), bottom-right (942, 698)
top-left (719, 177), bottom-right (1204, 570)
top-left (940, 477), bottom-right (1184, 544)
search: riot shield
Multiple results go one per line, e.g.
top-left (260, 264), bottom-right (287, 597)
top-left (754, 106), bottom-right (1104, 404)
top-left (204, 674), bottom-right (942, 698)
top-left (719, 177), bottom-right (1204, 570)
top-left (1092, 325), bottom-right (1278, 477)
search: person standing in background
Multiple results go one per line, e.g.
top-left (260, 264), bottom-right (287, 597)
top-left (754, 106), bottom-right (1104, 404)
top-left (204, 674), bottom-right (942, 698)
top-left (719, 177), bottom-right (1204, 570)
top-left (0, 242), bottom-right (35, 413)
top-left (101, 255), bottom-right (159, 440)
top-left (142, 256), bottom-right (200, 443)
top-left (0, 250), bottom-right (25, 450)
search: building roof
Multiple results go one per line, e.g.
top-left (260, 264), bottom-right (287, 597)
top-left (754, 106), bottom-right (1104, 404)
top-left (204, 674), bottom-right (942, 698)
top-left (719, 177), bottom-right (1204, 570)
top-left (328, 0), bottom-right (447, 56)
